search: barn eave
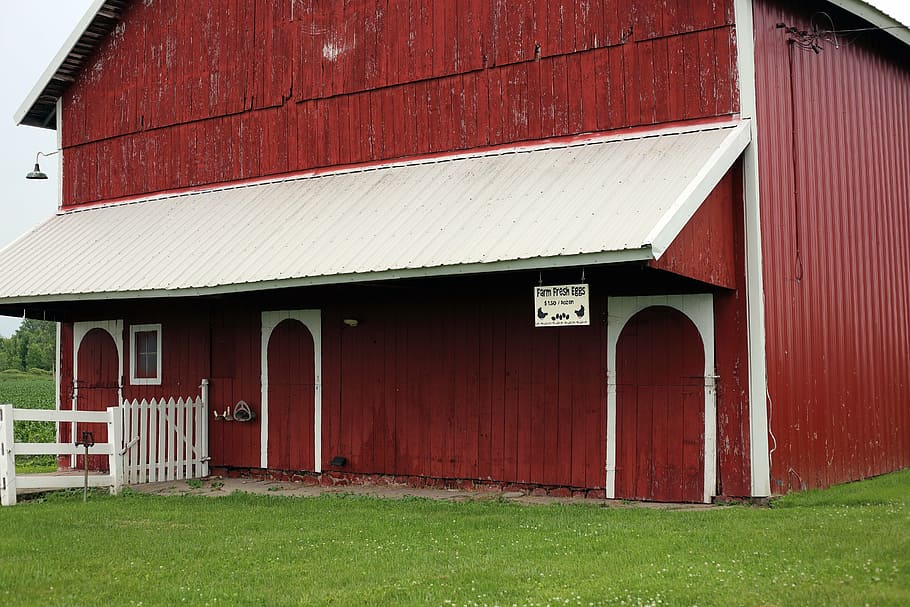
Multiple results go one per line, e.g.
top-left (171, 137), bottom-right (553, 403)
top-left (0, 121), bottom-right (749, 306)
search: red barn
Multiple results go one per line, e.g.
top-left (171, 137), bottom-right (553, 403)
top-left (1, 0), bottom-right (907, 501)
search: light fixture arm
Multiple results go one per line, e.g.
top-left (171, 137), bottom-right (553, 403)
top-left (35, 150), bottom-right (60, 162)
top-left (26, 149), bottom-right (60, 180)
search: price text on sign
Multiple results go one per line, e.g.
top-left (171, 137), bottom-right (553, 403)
top-left (534, 284), bottom-right (590, 327)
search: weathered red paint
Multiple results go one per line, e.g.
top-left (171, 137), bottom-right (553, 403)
top-left (36, 0), bottom-right (769, 497)
top-left (57, 323), bottom-right (74, 469)
top-left (712, 164), bottom-right (752, 498)
top-left (652, 166), bottom-right (752, 497)
top-left (649, 172), bottom-right (738, 289)
top-left (60, 0), bottom-right (739, 207)
top-left (615, 306), bottom-right (705, 502)
top-left (267, 319), bottom-right (316, 471)
top-left (754, 0), bottom-right (910, 491)
top-left (324, 288), bottom-right (608, 488)
top-left (75, 328), bottom-right (119, 470)
top-left (50, 261), bottom-right (752, 494)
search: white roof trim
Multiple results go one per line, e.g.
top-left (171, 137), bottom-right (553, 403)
top-left (0, 122), bottom-right (746, 305)
top-left (59, 119), bottom-right (751, 215)
top-left (14, 0), bottom-right (120, 127)
top-left (646, 121), bottom-right (752, 257)
top-left (0, 249), bottom-right (653, 305)
top-left (826, 0), bottom-right (910, 46)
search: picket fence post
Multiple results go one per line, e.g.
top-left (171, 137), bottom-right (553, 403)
top-left (0, 404), bottom-right (17, 506)
top-left (200, 379), bottom-right (210, 477)
top-left (108, 406), bottom-right (123, 495)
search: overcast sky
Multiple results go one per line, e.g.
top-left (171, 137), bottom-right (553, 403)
top-left (0, 1), bottom-right (907, 337)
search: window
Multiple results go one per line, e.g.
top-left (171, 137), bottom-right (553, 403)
top-left (130, 324), bottom-right (162, 385)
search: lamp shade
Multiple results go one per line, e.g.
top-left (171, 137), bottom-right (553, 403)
top-left (26, 163), bottom-right (48, 180)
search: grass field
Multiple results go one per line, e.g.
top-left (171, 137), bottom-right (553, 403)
top-left (0, 370), bottom-right (56, 473)
top-left (0, 470), bottom-right (907, 606)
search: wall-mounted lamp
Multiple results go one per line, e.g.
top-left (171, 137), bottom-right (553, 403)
top-left (342, 318), bottom-right (359, 327)
top-left (25, 150), bottom-right (59, 180)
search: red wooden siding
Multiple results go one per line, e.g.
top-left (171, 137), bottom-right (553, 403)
top-left (206, 306), bottom-right (262, 469)
top-left (652, 164), bottom-right (753, 497)
top-left (119, 305), bottom-right (260, 470)
top-left (649, 171), bottom-right (738, 288)
top-left (57, 323), bottom-right (74, 466)
top-left (267, 319), bottom-right (316, 471)
top-left (60, 0), bottom-right (739, 207)
top-left (615, 306), bottom-right (705, 502)
top-left (323, 290), bottom-right (607, 488)
top-left (54, 260), bottom-right (753, 493)
top-left (754, 0), bottom-right (910, 491)
top-left (711, 163), bottom-right (751, 497)
top-left (75, 328), bottom-right (119, 470)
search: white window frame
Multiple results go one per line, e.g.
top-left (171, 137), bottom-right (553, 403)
top-left (129, 324), bottom-right (162, 386)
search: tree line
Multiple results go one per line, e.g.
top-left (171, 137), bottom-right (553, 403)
top-left (0, 319), bottom-right (56, 372)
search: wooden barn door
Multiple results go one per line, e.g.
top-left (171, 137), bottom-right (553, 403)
top-left (75, 328), bottom-right (120, 471)
top-left (615, 306), bottom-right (705, 502)
top-left (266, 318), bottom-right (316, 471)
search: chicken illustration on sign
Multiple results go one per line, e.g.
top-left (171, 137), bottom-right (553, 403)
top-left (534, 284), bottom-right (590, 327)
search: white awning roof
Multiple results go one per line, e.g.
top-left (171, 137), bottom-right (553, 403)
top-left (0, 122), bottom-right (750, 304)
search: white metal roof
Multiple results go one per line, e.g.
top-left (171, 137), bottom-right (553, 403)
top-left (0, 122), bottom-right (750, 304)
top-left (14, 1), bottom-right (908, 130)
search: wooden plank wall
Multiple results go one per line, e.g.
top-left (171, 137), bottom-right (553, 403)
top-left (57, 283), bottom-right (608, 487)
top-left (322, 290), bottom-right (607, 488)
top-left (55, 258), bottom-right (752, 492)
top-left (61, 0), bottom-right (738, 207)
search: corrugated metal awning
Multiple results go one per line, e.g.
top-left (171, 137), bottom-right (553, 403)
top-left (0, 122), bottom-right (749, 304)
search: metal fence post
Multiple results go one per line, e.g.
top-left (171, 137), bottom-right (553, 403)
top-left (0, 405), bottom-right (17, 506)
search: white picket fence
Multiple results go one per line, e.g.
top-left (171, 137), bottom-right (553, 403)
top-left (0, 380), bottom-right (209, 506)
top-left (121, 393), bottom-right (209, 484)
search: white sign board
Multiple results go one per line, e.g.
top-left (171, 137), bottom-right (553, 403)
top-left (534, 284), bottom-right (590, 327)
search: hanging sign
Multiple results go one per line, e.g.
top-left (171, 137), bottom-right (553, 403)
top-left (534, 284), bottom-right (590, 327)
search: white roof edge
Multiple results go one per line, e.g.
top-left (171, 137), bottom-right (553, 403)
top-left (645, 120), bottom-right (752, 257)
top-left (826, 0), bottom-right (910, 46)
top-left (13, 0), bottom-right (111, 126)
top-left (0, 248), bottom-right (653, 305)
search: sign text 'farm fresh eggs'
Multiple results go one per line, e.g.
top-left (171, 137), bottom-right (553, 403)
top-left (533, 284), bottom-right (590, 327)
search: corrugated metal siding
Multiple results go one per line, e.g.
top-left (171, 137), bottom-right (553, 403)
top-left (59, 0), bottom-right (739, 207)
top-left (0, 124), bottom-right (743, 302)
top-left (754, 0), bottom-right (910, 492)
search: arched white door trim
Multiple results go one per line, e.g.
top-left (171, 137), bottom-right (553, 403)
top-left (606, 294), bottom-right (716, 503)
top-left (71, 320), bottom-right (124, 467)
top-left (260, 310), bottom-right (322, 471)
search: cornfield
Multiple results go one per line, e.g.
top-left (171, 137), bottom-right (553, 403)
top-left (0, 370), bottom-right (56, 471)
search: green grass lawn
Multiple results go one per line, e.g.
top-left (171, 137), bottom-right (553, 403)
top-left (0, 371), bottom-right (56, 473)
top-left (0, 470), bottom-right (907, 606)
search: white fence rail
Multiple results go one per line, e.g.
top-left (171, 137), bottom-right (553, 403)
top-left (0, 380), bottom-right (209, 506)
top-left (0, 405), bottom-right (123, 507)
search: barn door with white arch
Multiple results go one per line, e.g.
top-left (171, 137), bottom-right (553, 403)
top-left (606, 295), bottom-right (717, 503)
top-left (260, 311), bottom-right (322, 472)
top-left (72, 320), bottom-right (123, 470)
